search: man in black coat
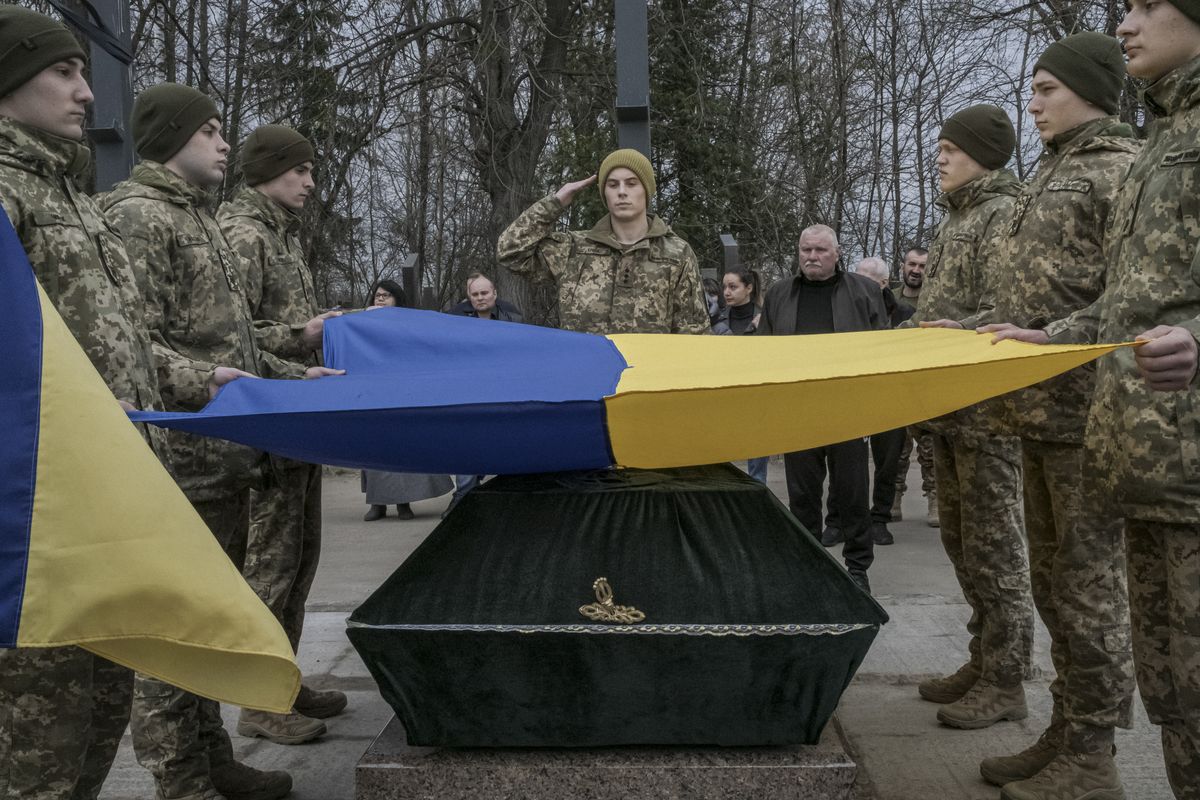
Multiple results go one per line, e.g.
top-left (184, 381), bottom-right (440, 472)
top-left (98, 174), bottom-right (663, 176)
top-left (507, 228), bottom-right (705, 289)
top-left (757, 225), bottom-right (888, 593)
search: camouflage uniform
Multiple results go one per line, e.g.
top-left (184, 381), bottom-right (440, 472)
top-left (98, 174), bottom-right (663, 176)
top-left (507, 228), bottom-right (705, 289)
top-left (218, 187), bottom-right (321, 652)
top-left (987, 116), bottom-right (1139, 754)
top-left (101, 162), bottom-right (303, 799)
top-left (909, 169), bottom-right (1034, 687)
top-left (1043, 58), bottom-right (1200, 797)
top-left (496, 194), bottom-right (710, 334)
top-left (0, 117), bottom-right (164, 799)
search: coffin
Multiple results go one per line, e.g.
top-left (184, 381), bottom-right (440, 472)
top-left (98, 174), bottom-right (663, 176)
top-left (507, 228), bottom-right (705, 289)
top-left (347, 464), bottom-right (888, 747)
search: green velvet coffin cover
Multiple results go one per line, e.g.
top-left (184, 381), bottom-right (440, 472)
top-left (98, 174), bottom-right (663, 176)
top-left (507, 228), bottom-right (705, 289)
top-left (348, 464), bottom-right (888, 747)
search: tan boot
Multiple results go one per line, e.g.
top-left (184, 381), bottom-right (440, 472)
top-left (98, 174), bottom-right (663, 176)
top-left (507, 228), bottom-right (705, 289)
top-left (918, 660), bottom-right (980, 704)
top-left (209, 760), bottom-right (291, 800)
top-left (980, 723), bottom-right (1064, 786)
top-left (890, 489), bottom-right (904, 521)
top-left (236, 707), bottom-right (326, 745)
top-left (295, 684), bottom-right (348, 719)
top-left (927, 489), bottom-right (940, 527)
top-left (936, 679), bottom-right (1027, 729)
top-left (1000, 752), bottom-right (1125, 800)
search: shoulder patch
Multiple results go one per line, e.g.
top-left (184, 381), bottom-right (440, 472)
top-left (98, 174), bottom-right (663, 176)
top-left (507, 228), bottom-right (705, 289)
top-left (1162, 148), bottom-right (1200, 167)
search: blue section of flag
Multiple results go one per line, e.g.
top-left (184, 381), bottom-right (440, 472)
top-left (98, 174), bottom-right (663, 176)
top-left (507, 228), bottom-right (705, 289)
top-left (0, 211), bottom-right (43, 647)
top-left (130, 309), bottom-right (626, 475)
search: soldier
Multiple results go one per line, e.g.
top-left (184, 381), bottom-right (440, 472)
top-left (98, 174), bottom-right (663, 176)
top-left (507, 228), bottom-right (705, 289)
top-left (909, 105), bottom-right (1035, 730)
top-left (101, 84), bottom-right (340, 800)
top-left (218, 125), bottom-right (347, 744)
top-left (985, 3), bottom-right (1200, 796)
top-left (969, 33), bottom-right (1139, 800)
top-left (496, 148), bottom-right (709, 335)
top-left (0, 8), bottom-right (171, 798)
top-left (890, 246), bottom-right (937, 526)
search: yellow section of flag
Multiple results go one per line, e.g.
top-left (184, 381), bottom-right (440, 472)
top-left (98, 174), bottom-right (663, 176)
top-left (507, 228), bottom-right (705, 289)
top-left (605, 327), bottom-right (1127, 469)
top-left (17, 281), bottom-right (299, 713)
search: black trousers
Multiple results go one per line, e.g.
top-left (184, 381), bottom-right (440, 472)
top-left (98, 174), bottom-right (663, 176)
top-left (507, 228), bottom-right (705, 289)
top-left (785, 437), bottom-right (873, 574)
top-left (869, 427), bottom-right (906, 523)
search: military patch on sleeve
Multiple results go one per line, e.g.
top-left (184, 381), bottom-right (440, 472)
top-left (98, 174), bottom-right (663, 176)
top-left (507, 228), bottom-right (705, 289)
top-left (1045, 178), bottom-right (1092, 194)
top-left (1162, 149), bottom-right (1200, 167)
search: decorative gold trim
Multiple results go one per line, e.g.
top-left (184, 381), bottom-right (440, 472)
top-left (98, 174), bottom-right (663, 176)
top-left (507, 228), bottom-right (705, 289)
top-left (578, 577), bottom-right (645, 624)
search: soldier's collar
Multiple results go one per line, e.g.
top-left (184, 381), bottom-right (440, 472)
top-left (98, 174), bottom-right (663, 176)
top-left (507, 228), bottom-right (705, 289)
top-left (1044, 116), bottom-right (1118, 155)
top-left (131, 161), bottom-right (217, 208)
top-left (238, 186), bottom-right (299, 232)
top-left (1143, 55), bottom-right (1200, 118)
top-left (937, 169), bottom-right (1017, 211)
top-left (0, 116), bottom-right (91, 179)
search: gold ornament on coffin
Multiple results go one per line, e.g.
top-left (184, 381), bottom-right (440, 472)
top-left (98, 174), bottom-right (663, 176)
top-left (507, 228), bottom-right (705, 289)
top-left (579, 577), bottom-right (645, 624)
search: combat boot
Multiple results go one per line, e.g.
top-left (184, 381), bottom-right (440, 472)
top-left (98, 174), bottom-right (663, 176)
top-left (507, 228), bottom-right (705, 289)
top-left (926, 489), bottom-right (940, 527)
top-left (1000, 752), bottom-right (1125, 800)
top-left (295, 684), bottom-right (348, 719)
top-left (980, 723), bottom-right (1064, 786)
top-left (890, 489), bottom-right (904, 521)
top-left (937, 679), bottom-right (1027, 729)
top-left (918, 660), bottom-right (980, 703)
top-left (209, 760), bottom-right (291, 800)
top-left (155, 789), bottom-right (225, 800)
top-left (236, 708), bottom-right (326, 744)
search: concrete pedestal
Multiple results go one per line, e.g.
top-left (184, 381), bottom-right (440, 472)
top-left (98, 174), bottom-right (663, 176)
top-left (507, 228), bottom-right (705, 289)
top-left (356, 716), bottom-right (858, 799)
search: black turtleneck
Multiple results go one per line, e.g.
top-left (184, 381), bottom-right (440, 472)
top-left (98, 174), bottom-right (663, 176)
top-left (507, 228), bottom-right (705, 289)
top-left (728, 301), bottom-right (756, 334)
top-left (794, 271), bottom-right (840, 334)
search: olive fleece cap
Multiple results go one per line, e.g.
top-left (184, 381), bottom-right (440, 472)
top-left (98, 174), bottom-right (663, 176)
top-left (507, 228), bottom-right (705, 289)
top-left (598, 148), bottom-right (656, 200)
top-left (1170, 0), bottom-right (1200, 26)
top-left (1034, 32), bottom-right (1126, 114)
top-left (240, 124), bottom-right (315, 186)
top-left (0, 6), bottom-right (86, 100)
top-left (939, 104), bottom-right (1016, 170)
top-left (133, 83), bottom-right (220, 162)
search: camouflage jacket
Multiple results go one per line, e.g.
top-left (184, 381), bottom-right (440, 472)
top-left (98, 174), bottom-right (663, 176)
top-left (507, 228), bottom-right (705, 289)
top-left (989, 117), bottom-right (1139, 444)
top-left (0, 117), bottom-right (168, 458)
top-left (497, 194), bottom-right (710, 334)
top-left (101, 162), bottom-right (304, 499)
top-left (1045, 57), bottom-right (1200, 522)
top-left (910, 169), bottom-right (1021, 443)
top-left (218, 187), bottom-right (320, 364)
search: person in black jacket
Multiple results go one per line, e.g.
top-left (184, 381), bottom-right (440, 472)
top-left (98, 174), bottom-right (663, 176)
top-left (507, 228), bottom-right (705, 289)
top-left (757, 225), bottom-right (888, 593)
top-left (712, 267), bottom-right (768, 481)
top-left (448, 272), bottom-right (525, 322)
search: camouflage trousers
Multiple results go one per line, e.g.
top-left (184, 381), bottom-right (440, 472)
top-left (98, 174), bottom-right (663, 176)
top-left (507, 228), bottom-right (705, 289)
top-left (895, 426), bottom-right (936, 497)
top-left (1022, 439), bottom-right (1134, 753)
top-left (932, 432), bottom-right (1033, 685)
top-left (246, 463), bottom-right (322, 652)
top-left (1124, 519), bottom-right (1200, 800)
top-left (131, 492), bottom-right (246, 799)
top-left (0, 647), bottom-right (131, 800)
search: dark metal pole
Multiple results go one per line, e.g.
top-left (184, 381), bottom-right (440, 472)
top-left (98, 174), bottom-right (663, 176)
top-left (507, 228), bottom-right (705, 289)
top-left (614, 0), bottom-right (650, 158)
top-left (79, 0), bottom-right (134, 190)
top-left (720, 233), bottom-right (739, 274)
top-left (400, 254), bottom-right (419, 309)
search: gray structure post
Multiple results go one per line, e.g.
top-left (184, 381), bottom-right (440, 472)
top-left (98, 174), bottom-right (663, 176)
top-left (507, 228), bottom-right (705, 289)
top-left (720, 233), bottom-right (739, 274)
top-left (400, 254), bottom-right (419, 309)
top-left (614, 0), bottom-right (650, 158)
top-left (73, 0), bottom-right (135, 191)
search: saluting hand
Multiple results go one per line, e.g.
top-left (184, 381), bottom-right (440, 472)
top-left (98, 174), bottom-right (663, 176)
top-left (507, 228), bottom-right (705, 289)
top-left (555, 175), bottom-right (598, 207)
top-left (1134, 325), bottom-right (1199, 392)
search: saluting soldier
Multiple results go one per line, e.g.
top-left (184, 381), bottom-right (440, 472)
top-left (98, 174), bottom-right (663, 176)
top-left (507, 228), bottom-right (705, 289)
top-left (218, 125), bottom-right (347, 743)
top-left (497, 148), bottom-right (710, 335)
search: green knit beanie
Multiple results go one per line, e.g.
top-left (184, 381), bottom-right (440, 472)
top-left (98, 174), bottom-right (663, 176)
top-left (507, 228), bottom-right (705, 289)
top-left (1170, 0), bottom-right (1200, 26)
top-left (0, 6), bottom-right (86, 99)
top-left (133, 83), bottom-right (220, 162)
top-left (598, 148), bottom-right (656, 200)
top-left (240, 125), bottom-right (315, 186)
top-left (1034, 32), bottom-right (1125, 114)
top-left (939, 104), bottom-right (1016, 170)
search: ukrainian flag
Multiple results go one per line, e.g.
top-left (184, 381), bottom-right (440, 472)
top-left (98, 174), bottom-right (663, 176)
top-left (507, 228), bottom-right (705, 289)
top-left (0, 211), bottom-right (298, 713)
top-left (130, 293), bottom-right (1129, 476)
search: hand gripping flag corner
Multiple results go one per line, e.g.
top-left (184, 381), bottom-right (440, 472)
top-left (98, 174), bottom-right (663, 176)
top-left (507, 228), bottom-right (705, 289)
top-left (0, 211), bottom-right (299, 713)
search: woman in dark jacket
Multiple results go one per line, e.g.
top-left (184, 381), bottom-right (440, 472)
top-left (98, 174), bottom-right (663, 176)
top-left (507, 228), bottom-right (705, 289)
top-left (711, 268), bottom-right (768, 482)
top-left (360, 279), bottom-right (453, 520)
